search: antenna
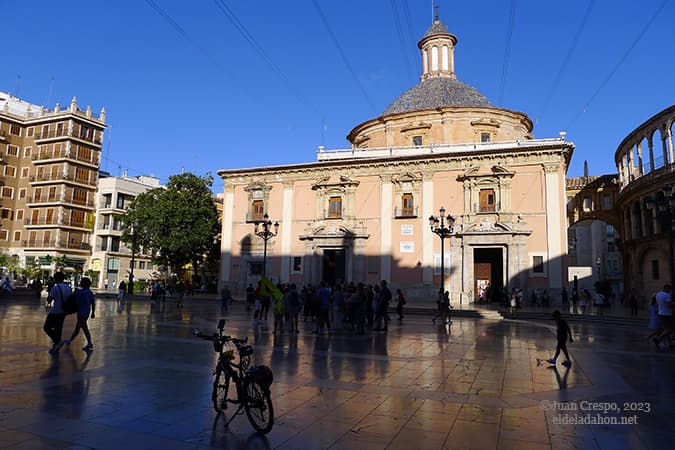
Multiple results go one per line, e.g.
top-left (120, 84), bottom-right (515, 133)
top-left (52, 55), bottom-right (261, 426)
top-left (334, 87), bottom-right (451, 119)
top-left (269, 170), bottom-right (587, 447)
top-left (434, 4), bottom-right (440, 21)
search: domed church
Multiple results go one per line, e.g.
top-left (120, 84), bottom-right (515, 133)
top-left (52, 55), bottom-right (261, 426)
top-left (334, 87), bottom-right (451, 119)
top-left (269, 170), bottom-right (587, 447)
top-left (218, 16), bottom-right (574, 304)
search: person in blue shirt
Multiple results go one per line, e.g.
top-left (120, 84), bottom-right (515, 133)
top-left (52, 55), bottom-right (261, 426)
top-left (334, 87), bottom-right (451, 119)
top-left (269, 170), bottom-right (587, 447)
top-left (64, 277), bottom-right (96, 351)
top-left (43, 272), bottom-right (73, 354)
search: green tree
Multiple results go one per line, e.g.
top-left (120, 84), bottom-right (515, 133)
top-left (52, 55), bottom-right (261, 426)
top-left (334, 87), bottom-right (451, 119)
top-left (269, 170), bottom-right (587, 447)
top-left (122, 172), bottom-right (220, 279)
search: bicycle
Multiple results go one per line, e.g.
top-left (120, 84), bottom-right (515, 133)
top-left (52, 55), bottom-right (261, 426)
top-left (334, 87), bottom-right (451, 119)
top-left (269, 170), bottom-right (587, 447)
top-left (194, 319), bottom-right (274, 434)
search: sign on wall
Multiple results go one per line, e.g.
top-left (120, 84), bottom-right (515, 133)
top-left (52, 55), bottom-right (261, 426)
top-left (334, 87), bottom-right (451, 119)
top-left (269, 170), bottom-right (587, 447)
top-left (400, 241), bottom-right (414, 253)
top-left (401, 225), bottom-right (413, 235)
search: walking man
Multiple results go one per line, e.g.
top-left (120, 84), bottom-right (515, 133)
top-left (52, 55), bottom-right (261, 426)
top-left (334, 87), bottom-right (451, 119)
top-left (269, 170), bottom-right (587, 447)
top-left (43, 272), bottom-right (73, 354)
top-left (64, 277), bottom-right (96, 351)
top-left (547, 310), bottom-right (574, 366)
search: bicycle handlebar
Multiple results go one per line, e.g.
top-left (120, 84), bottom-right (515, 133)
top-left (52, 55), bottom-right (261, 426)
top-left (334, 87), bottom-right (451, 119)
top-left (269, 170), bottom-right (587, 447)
top-left (193, 329), bottom-right (248, 348)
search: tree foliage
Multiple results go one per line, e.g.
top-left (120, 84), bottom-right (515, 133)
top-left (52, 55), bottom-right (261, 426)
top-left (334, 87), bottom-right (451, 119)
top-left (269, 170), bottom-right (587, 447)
top-left (122, 172), bottom-right (220, 276)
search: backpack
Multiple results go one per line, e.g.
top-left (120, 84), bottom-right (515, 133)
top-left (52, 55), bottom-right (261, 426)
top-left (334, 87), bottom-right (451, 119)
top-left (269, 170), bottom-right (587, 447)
top-left (61, 286), bottom-right (78, 315)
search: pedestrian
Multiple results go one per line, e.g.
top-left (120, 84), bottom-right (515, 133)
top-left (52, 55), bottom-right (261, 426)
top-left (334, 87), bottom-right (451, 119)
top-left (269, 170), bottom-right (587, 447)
top-left (579, 289), bottom-right (589, 314)
top-left (220, 284), bottom-right (231, 314)
top-left (396, 288), bottom-right (406, 320)
top-left (629, 290), bottom-right (639, 317)
top-left (118, 279), bottom-right (126, 302)
top-left (314, 281), bottom-right (331, 334)
top-left (647, 294), bottom-right (661, 340)
top-left (375, 280), bottom-right (392, 331)
top-left (273, 288), bottom-right (285, 334)
top-left (43, 272), bottom-right (73, 354)
top-left (652, 284), bottom-right (673, 349)
top-left (246, 283), bottom-right (255, 312)
top-left (510, 291), bottom-right (517, 318)
top-left (547, 310), bottom-right (574, 366)
top-left (33, 278), bottom-right (43, 299)
top-left (593, 290), bottom-right (605, 316)
top-left (442, 290), bottom-right (452, 324)
top-left (64, 277), bottom-right (96, 351)
top-left (286, 283), bottom-right (300, 333)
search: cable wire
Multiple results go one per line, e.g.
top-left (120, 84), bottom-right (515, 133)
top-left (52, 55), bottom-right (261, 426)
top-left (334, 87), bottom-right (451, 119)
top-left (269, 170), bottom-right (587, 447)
top-left (497, 0), bottom-right (517, 105)
top-left (390, 0), bottom-right (415, 85)
top-left (537, 0), bottom-right (595, 122)
top-left (566, 0), bottom-right (672, 130)
top-left (312, 0), bottom-right (377, 114)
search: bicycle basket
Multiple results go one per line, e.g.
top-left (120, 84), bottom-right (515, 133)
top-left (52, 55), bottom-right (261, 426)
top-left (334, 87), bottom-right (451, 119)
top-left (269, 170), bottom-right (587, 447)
top-left (248, 365), bottom-right (274, 389)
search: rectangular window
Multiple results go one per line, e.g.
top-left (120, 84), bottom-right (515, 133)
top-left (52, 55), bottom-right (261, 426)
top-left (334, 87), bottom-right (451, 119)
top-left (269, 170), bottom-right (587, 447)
top-left (9, 124), bottom-right (20, 136)
top-left (111, 237), bottom-right (120, 252)
top-left (7, 145), bottom-right (19, 156)
top-left (26, 127), bottom-right (34, 138)
top-left (16, 210), bottom-right (23, 220)
top-left (46, 208), bottom-right (54, 224)
top-left (481, 132), bottom-right (491, 143)
top-left (73, 188), bottom-right (87, 205)
top-left (101, 236), bottom-right (108, 251)
top-left (251, 199), bottom-right (264, 221)
top-left (71, 210), bottom-right (85, 227)
top-left (75, 167), bottom-right (89, 183)
top-left (402, 193), bottom-right (414, 216)
top-left (0, 230), bottom-right (8, 240)
top-left (412, 135), bottom-right (423, 146)
top-left (532, 255), bottom-right (545, 273)
top-left (328, 196), bottom-right (342, 218)
top-left (1, 209), bottom-right (12, 219)
top-left (602, 194), bottom-right (611, 210)
top-left (1, 187), bottom-right (14, 198)
top-left (19, 188), bottom-right (26, 199)
top-left (107, 257), bottom-right (119, 270)
top-left (291, 256), bottom-right (302, 273)
top-left (139, 261), bottom-right (146, 269)
top-left (24, 146), bottom-right (32, 157)
top-left (4, 166), bottom-right (16, 177)
top-left (652, 260), bottom-right (660, 280)
top-left (21, 167), bottom-right (29, 178)
top-left (13, 231), bottom-right (21, 242)
top-left (479, 189), bottom-right (496, 212)
top-left (116, 193), bottom-right (125, 209)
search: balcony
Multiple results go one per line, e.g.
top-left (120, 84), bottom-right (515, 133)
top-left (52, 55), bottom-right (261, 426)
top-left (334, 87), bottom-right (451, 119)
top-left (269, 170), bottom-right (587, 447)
top-left (22, 239), bottom-right (57, 249)
top-left (26, 195), bottom-right (61, 205)
top-left (246, 211), bottom-right (266, 223)
top-left (31, 150), bottom-right (99, 168)
top-left (24, 217), bottom-right (58, 226)
top-left (34, 129), bottom-right (102, 146)
top-left (30, 173), bottom-right (67, 184)
top-left (61, 241), bottom-right (91, 250)
top-left (63, 196), bottom-right (95, 209)
top-left (394, 206), bottom-right (418, 218)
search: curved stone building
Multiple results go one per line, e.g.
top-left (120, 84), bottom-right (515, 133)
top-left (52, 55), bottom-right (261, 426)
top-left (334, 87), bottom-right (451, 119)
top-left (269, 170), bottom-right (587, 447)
top-left (614, 105), bottom-right (675, 302)
top-left (218, 17), bottom-right (574, 304)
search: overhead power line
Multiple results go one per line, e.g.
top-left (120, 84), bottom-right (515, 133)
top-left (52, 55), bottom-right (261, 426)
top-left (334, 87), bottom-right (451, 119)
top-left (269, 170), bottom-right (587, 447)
top-left (390, 0), bottom-right (415, 85)
top-left (566, 0), bottom-right (672, 130)
top-left (211, 0), bottom-right (322, 116)
top-left (402, 0), bottom-right (419, 75)
top-left (497, 0), bottom-right (517, 105)
top-left (312, 0), bottom-right (377, 114)
top-left (537, 0), bottom-right (595, 122)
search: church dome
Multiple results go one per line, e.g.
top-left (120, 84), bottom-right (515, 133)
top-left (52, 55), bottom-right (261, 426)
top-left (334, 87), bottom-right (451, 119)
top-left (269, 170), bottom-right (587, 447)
top-left (382, 77), bottom-right (492, 115)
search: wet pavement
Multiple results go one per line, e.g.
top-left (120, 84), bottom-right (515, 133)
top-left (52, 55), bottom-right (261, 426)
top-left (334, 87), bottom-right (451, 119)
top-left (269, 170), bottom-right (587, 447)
top-left (0, 296), bottom-right (673, 449)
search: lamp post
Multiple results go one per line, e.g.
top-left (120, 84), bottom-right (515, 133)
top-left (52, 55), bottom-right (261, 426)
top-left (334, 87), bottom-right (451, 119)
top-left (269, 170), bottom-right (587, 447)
top-left (254, 213), bottom-right (279, 278)
top-left (128, 219), bottom-right (138, 295)
top-left (429, 207), bottom-right (455, 300)
top-left (645, 184), bottom-right (675, 286)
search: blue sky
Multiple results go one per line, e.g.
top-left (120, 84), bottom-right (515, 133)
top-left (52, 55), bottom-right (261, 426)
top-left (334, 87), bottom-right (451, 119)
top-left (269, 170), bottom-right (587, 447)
top-left (2, 1), bottom-right (674, 190)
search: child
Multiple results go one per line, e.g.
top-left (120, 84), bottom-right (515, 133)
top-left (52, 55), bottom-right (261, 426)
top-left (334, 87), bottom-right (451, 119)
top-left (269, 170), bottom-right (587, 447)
top-left (547, 310), bottom-right (573, 366)
top-left (64, 277), bottom-right (96, 351)
top-left (510, 292), bottom-right (517, 318)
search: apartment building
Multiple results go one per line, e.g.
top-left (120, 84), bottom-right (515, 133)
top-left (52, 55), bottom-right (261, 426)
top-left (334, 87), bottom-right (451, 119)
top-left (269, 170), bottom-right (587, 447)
top-left (0, 91), bottom-right (106, 273)
top-left (91, 174), bottom-right (161, 290)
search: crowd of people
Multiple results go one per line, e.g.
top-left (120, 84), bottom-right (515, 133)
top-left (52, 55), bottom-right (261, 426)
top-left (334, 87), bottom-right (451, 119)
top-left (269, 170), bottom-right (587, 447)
top-left (246, 279), bottom-right (404, 335)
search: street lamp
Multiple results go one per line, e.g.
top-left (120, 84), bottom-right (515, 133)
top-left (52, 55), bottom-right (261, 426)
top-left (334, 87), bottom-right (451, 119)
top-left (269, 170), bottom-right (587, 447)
top-left (645, 184), bottom-right (675, 286)
top-left (429, 207), bottom-right (455, 300)
top-left (254, 213), bottom-right (279, 277)
top-left (128, 219), bottom-right (138, 295)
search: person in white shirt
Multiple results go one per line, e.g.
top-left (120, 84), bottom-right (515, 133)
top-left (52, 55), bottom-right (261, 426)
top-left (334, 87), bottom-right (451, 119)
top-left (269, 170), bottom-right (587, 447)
top-left (653, 284), bottom-right (673, 349)
top-left (42, 272), bottom-right (73, 354)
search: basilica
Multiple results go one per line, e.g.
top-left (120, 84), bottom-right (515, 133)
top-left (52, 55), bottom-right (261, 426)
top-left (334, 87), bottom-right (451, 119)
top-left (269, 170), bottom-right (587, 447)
top-left (218, 17), bottom-right (573, 304)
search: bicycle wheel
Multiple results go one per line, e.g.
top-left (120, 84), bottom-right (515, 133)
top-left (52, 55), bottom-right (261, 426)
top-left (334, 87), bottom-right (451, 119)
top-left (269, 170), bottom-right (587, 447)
top-left (243, 379), bottom-right (274, 434)
top-left (212, 366), bottom-right (231, 413)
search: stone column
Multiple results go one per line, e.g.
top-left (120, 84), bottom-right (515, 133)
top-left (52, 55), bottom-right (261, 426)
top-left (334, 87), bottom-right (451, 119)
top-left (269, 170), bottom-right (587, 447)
top-left (648, 138), bottom-right (655, 172)
top-left (422, 172), bottom-right (434, 285)
top-left (280, 181), bottom-right (293, 283)
top-left (219, 184), bottom-right (235, 291)
top-left (380, 177), bottom-right (392, 282)
top-left (664, 127), bottom-right (674, 165)
top-left (543, 163), bottom-right (563, 289)
top-left (637, 141), bottom-right (644, 176)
